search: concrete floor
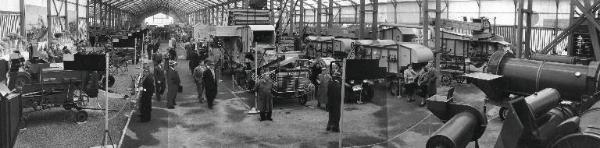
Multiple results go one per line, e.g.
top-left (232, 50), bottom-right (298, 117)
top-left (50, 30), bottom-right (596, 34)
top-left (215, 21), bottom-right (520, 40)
top-left (121, 43), bottom-right (504, 148)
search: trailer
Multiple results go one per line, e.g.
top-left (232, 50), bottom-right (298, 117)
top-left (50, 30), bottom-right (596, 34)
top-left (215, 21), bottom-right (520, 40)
top-left (352, 40), bottom-right (434, 96)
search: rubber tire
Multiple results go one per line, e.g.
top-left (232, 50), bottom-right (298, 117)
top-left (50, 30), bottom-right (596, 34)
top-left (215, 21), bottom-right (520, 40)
top-left (75, 111), bottom-right (88, 122)
top-left (499, 107), bottom-right (509, 121)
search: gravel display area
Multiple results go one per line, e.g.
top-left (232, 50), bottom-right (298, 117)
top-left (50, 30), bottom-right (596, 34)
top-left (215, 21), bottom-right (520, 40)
top-left (13, 63), bottom-right (142, 148)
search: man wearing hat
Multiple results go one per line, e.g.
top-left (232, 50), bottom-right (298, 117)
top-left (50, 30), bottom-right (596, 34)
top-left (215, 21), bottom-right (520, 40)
top-left (203, 60), bottom-right (218, 109)
top-left (139, 60), bottom-right (155, 122)
top-left (166, 60), bottom-right (181, 109)
top-left (256, 72), bottom-right (274, 121)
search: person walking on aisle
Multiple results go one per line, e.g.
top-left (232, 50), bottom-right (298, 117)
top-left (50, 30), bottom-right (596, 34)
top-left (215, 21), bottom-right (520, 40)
top-left (203, 60), bottom-right (218, 109)
top-left (326, 76), bottom-right (342, 132)
top-left (193, 61), bottom-right (206, 103)
top-left (166, 61), bottom-right (181, 109)
top-left (139, 61), bottom-right (155, 122)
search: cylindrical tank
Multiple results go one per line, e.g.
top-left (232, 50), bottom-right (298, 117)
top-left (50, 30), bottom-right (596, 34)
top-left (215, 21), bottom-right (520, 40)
top-left (524, 88), bottom-right (561, 117)
top-left (489, 50), bottom-right (596, 101)
top-left (552, 101), bottom-right (600, 148)
top-left (426, 112), bottom-right (478, 148)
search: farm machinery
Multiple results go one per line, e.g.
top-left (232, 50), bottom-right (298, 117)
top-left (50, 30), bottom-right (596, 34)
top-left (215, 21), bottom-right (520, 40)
top-left (426, 49), bottom-right (600, 148)
top-left (9, 56), bottom-right (101, 122)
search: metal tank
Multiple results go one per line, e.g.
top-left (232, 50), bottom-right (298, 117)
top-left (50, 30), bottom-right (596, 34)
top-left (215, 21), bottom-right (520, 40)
top-left (488, 50), bottom-right (600, 101)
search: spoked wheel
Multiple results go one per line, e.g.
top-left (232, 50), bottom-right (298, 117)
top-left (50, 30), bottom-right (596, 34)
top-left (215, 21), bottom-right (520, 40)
top-left (499, 107), bottom-right (509, 121)
top-left (75, 110), bottom-right (88, 122)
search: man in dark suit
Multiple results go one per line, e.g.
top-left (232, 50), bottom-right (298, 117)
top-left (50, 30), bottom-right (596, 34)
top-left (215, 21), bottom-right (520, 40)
top-left (203, 60), bottom-right (218, 109)
top-left (327, 76), bottom-right (342, 132)
top-left (139, 62), bottom-right (154, 122)
top-left (166, 61), bottom-right (180, 109)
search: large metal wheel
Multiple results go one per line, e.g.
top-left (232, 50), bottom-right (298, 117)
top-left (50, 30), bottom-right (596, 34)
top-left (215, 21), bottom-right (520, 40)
top-left (75, 111), bottom-right (88, 122)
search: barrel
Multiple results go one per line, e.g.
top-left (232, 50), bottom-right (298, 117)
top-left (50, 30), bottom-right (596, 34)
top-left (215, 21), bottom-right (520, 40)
top-left (492, 54), bottom-right (591, 101)
top-left (427, 112), bottom-right (478, 148)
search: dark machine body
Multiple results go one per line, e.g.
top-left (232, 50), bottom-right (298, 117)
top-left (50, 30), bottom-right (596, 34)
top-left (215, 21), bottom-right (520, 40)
top-left (427, 50), bottom-right (600, 148)
top-left (487, 50), bottom-right (599, 104)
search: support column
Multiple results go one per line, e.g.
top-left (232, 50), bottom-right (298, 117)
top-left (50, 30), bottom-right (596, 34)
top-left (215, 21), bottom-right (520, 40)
top-left (86, 0), bottom-right (89, 40)
top-left (372, 0), bottom-right (378, 39)
top-left (434, 0), bottom-right (442, 88)
top-left (270, 0), bottom-right (275, 24)
top-left (338, 7), bottom-right (342, 25)
top-left (516, 0), bottom-right (524, 58)
top-left (20, 0), bottom-right (26, 37)
top-left (524, 0), bottom-right (533, 58)
top-left (328, 0), bottom-right (334, 35)
top-left (65, 0), bottom-right (69, 32)
top-left (359, 0), bottom-right (365, 39)
top-left (567, 0), bottom-right (575, 55)
top-left (76, 0), bottom-right (80, 38)
top-left (221, 5), bottom-right (225, 26)
top-left (393, 2), bottom-right (398, 24)
top-left (48, 0), bottom-right (52, 41)
top-left (289, 0), bottom-right (295, 35)
top-left (317, 0), bottom-right (322, 35)
top-left (354, 5), bottom-right (357, 24)
top-left (422, 0), bottom-right (429, 47)
top-left (299, 0), bottom-right (304, 34)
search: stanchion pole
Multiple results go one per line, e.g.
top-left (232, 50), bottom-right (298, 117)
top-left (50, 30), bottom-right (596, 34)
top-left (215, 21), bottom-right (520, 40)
top-left (104, 53), bottom-right (109, 146)
top-left (134, 38), bottom-right (137, 64)
top-left (339, 58), bottom-right (346, 148)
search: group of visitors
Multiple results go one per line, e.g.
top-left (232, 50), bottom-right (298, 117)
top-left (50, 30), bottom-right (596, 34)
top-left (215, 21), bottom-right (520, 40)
top-left (403, 62), bottom-right (437, 106)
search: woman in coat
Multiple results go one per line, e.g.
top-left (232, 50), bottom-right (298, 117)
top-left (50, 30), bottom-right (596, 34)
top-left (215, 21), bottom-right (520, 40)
top-left (166, 61), bottom-right (180, 109)
top-left (256, 73), bottom-right (274, 121)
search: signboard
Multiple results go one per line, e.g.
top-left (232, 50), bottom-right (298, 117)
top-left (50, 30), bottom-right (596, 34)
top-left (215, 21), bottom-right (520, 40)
top-left (215, 26), bottom-right (241, 37)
